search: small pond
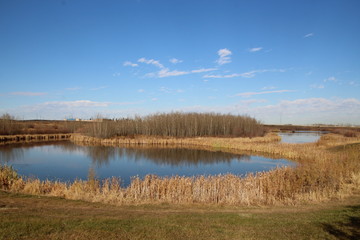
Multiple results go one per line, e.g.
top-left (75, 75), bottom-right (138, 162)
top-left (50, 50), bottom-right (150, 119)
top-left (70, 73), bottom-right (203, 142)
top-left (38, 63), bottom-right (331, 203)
top-left (278, 131), bottom-right (328, 143)
top-left (0, 141), bottom-right (295, 186)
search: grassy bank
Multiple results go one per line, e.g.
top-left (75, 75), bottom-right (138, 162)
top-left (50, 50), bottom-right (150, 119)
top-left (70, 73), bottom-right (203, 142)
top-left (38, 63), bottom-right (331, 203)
top-left (0, 190), bottom-right (359, 240)
top-left (0, 133), bottom-right (72, 145)
top-left (1, 133), bottom-right (360, 206)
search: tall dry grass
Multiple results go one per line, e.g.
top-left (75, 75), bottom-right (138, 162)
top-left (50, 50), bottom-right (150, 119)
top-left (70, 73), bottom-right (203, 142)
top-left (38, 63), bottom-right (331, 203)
top-left (1, 133), bottom-right (360, 206)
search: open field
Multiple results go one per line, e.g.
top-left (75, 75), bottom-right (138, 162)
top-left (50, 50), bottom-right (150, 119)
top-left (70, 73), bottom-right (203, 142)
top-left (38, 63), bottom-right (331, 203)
top-left (1, 190), bottom-right (359, 240)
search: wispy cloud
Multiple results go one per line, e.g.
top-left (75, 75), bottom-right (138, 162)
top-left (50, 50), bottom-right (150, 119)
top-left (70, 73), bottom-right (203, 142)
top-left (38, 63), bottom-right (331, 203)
top-left (239, 99), bottom-right (268, 105)
top-left (324, 76), bottom-right (337, 82)
top-left (41, 100), bottom-right (142, 108)
top-left (172, 98), bottom-right (360, 125)
top-left (203, 73), bottom-right (243, 79)
top-left (216, 48), bottom-right (232, 65)
top-left (349, 81), bottom-right (359, 86)
top-left (303, 33), bottom-right (314, 38)
top-left (138, 58), bottom-right (164, 69)
top-left (249, 47), bottom-right (263, 52)
top-left (123, 61), bottom-right (139, 67)
top-left (169, 58), bottom-right (183, 64)
top-left (310, 84), bottom-right (325, 89)
top-left (191, 68), bottom-right (217, 73)
top-left (261, 86), bottom-right (276, 90)
top-left (159, 87), bottom-right (171, 93)
top-left (235, 89), bottom-right (295, 98)
top-left (43, 100), bottom-right (111, 107)
top-left (66, 87), bottom-right (81, 91)
top-left (10, 92), bottom-right (47, 96)
top-left (158, 69), bottom-right (188, 78)
top-left (90, 86), bottom-right (107, 91)
top-left (159, 87), bottom-right (184, 94)
top-left (138, 89), bottom-right (145, 93)
top-left (203, 69), bottom-right (286, 79)
top-left (136, 56), bottom-right (217, 78)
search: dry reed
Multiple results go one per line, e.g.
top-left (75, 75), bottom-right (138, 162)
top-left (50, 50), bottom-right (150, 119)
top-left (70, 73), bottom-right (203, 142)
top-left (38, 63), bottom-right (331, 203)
top-left (1, 133), bottom-right (360, 206)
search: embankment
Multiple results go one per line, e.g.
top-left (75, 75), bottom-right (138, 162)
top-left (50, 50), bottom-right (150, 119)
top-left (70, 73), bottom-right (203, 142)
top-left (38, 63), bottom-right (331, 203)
top-left (0, 134), bottom-right (72, 145)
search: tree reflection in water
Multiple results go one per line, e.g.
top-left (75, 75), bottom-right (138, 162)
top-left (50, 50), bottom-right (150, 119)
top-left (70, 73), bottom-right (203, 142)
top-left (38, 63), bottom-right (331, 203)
top-left (0, 141), bottom-right (251, 167)
top-left (0, 145), bottom-right (24, 164)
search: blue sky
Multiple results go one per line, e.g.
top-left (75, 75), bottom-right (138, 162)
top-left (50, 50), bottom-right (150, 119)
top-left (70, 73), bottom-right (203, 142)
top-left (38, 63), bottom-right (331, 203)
top-left (1, 0), bottom-right (359, 125)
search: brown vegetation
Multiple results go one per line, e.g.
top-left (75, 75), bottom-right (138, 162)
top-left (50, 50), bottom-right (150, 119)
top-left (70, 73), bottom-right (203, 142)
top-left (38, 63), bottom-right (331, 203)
top-left (1, 133), bottom-right (360, 206)
top-left (0, 113), bottom-right (86, 135)
top-left (84, 112), bottom-right (266, 139)
top-left (0, 134), bottom-right (72, 145)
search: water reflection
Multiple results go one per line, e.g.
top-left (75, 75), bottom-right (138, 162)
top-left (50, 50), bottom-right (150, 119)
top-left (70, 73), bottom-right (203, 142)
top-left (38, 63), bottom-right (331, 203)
top-left (0, 141), bottom-right (294, 185)
top-left (45, 143), bottom-right (251, 167)
top-left (0, 147), bottom-right (24, 164)
top-left (279, 131), bottom-right (327, 143)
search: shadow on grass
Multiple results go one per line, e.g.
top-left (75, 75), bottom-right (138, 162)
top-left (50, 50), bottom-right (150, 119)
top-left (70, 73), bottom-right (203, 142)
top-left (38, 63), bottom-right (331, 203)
top-left (322, 205), bottom-right (360, 240)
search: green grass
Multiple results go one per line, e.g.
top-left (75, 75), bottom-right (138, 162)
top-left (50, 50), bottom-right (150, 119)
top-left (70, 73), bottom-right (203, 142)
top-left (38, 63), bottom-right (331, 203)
top-left (1, 190), bottom-right (359, 240)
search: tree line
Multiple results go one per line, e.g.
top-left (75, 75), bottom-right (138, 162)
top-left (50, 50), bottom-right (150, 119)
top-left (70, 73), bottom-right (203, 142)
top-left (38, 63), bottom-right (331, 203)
top-left (85, 112), bottom-right (266, 139)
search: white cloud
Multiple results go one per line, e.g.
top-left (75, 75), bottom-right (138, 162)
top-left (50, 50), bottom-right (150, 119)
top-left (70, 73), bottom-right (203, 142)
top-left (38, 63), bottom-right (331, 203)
top-left (43, 100), bottom-right (111, 107)
top-left (349, 81), bottom-right (359, 86)
top-left (2, 100), bottom-right (147, 120)
top-left (158, 67), bottom-right (217, 77)
top-left (90, 86), bottom-right (107, 91)
top-left (324, 76), bottom-right (337, 82)
top-left (239, 99), bottom-right (268, 105)
top-left (159, 87), bottom-right (184, 94)
top-left (169, 58), bottom-right (183, 64)
top-left (310, 84), bottom-right (325, 89)
top-left (123, 61), bottom-right (139, 67)
top-left (216, 48), bottom-right (232, 65)
top-left (171, 98), bottom-right (360, 125)
top-left (159, 87), bottom-right (171, 93)
top-left (138, 89), bottom-right (145, 93)
top-left (138, 58), bottom-right (164, 69)
top-left (235, 90), bottom-right (295, 98)
top-left (191, 68), bottom-right (217, 73)
top-left (158, 68), bottom-right (188, 78)
top-left (203, 73), bottom-right (242, 79)
top-left (261, 86), bottom-right (276, 90)
top-left (303, 33), bottom-right (314, 38)
top-left (203, 69), bottom-right (286, 79)
top-left (10, 92), bottom-right (47, 96)
top-left (66, 87), bottom-right (81, 91)
top-left (249, 47), bottom-right (263, 52)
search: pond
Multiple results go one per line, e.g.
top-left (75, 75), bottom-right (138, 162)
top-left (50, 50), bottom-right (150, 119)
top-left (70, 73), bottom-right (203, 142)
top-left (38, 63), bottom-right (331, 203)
top-left (278, 131), bottom-right (328, 143)
top-left (0, 141), bottom-right (295, 186)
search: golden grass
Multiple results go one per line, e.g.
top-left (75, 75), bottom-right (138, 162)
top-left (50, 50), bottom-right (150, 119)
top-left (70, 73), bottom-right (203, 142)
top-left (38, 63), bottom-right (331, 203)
top-left (1, 133), bottom-right (360, 206)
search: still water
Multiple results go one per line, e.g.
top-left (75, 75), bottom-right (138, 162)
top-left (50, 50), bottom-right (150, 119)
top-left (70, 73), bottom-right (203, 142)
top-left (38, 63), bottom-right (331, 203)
top-left (0, 141), bottom-right (295, 186)
top-left (278, 131), bottom-right (327, 143)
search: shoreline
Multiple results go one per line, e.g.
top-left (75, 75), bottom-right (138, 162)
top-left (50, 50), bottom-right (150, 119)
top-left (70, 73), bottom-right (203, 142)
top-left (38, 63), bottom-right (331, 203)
top-left (1, 133), bottom-right (359, 206)
top-left (0, 133), bottom-right (72, 145)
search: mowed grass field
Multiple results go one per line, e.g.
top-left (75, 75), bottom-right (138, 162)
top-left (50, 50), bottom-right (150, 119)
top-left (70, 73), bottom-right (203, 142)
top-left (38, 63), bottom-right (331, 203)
top-left (1, 190), bottom-right (359, 240)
